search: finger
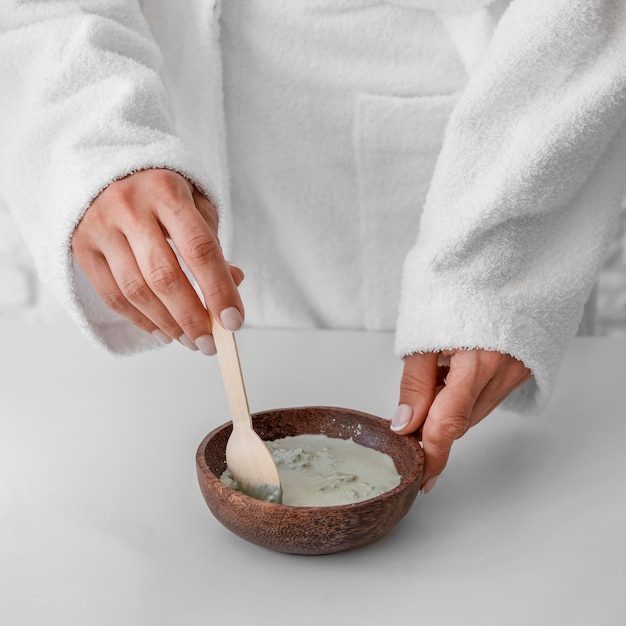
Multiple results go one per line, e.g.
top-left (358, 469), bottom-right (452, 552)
top-left (228, 263), bottom-right (245, 287)
top-left (192, 186), bottom-right (220, 234)
top-left (468, 357), bottom-right (531, 426)
top-left (102, 231), bottom-right (188, 341)
top-left (73, 244), bottom-right (168, 339)
top-left (123, 220), bottom-right (214, 342)
top-left (159, 189), bottom-right (244, 331)
top-left (391, 352), bottom-right (439, 435)
top-left (420, 386), bottom-right (477, 489)
top-left (419, 351), bottom-right (496, 487)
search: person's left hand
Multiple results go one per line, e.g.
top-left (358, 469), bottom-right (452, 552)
top-left (390, 349), bottom-right (531, 493)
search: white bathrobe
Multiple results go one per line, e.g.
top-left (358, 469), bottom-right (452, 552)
top-left (1, 0), bottom-right (625, 411)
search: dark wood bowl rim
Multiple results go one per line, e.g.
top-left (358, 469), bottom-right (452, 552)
top-left (196, 405), bottom-right (424, 511)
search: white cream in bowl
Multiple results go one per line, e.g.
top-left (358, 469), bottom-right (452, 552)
top-left (221, 433), bottom-right (401, 506)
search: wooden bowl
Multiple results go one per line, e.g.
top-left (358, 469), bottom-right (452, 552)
top-left (196, 406), bottom-right (424, 555)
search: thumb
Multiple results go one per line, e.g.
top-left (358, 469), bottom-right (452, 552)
top-left (391, 352), bottom-right (439, 435)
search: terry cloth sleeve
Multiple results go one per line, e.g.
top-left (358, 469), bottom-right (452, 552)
top-left (394, 0), bottom-right (626, 413)
top-left (0, 0), bottom-right (221, 353)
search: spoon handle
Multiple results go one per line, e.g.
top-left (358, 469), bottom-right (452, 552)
top-left (210, 314), bottom-right (252, 432)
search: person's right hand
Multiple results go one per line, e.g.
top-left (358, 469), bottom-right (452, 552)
top-left (71, 168), bottom-right (244, 355)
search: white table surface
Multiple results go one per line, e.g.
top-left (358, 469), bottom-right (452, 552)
top-left (1, 315), bottom-right (625, 626)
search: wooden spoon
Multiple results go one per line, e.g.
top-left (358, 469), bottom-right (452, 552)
top-left (210, 313), bottom-right (283, 503)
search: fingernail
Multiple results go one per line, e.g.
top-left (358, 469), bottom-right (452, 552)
top-left (195, 334), bottom-right (217, 356)
top-left (220, 307), bottom-right (243, 332)
top-left (152, 329), bottom-right (172, 345)
top-left (422, 476), bottom-right (439, 494)
top-left (179, 334), bottom-right (199, 351)
top-left (390, 404), bottom-right (413, 432)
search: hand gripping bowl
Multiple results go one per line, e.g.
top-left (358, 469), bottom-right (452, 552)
top-left (196, 406), bottom-right (424, 555)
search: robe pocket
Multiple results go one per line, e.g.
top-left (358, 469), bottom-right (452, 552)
top-left (353, 92), bottom-right (459, 329)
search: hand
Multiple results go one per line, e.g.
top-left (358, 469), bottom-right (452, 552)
top-left (391, 349), bottom-right (531, 493)
top-left (72, 169), bottom-right (244, 355)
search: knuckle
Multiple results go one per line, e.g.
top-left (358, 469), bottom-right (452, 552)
top-left (182, 233), bottom-right (221, 265)
top-left (173, 306), bottom-right (210, 335)
top-left (146, 265), bottom-right (180, 294)
top-left (440, 413), bottom-right (469, 440)
top-left (160, 319), bottom-right (183, 337)
top-left (199, 279), bottom-right (242, 318)
top-left (173, 311), bottom-right (200, 330)
top-left (152, 176), bottom-right (193, 215)
top-left (400, 370), bottom-right (435, 399)
top-left (151, 169), bottom-right (188, 193)
top-left (100, 290), bottom-right (127, 313)
top-left (120, 275), bottom-right (153, 303)
top-left (75, 205), bottom-right (111, 241)
top-left (97, 180), bottom-right (134, 212)
top-left (180, 321), bottom-right (209, 338)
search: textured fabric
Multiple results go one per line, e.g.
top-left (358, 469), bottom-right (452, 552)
top-left (395, 0), bottom-right (626, 410)
top-left (1, 0), bottom-right (625, 412)
top-left (0, 0), bottom-right (227, 353)
top-left (220, 1), bottom-right (467, 330)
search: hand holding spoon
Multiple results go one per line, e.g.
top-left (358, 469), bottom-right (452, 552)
top-left (210, 312), bottom-right (283, 503)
